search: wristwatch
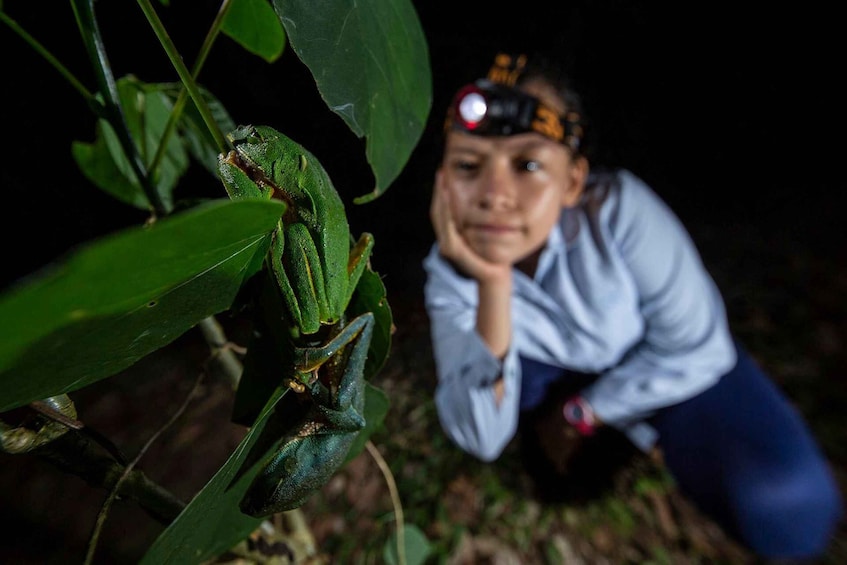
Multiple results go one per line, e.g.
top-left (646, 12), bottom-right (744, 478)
top-left (562, 395), bottom-right (597, 436)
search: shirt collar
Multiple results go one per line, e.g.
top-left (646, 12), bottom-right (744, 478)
top-left (533, 216), bottom-right (565, 283)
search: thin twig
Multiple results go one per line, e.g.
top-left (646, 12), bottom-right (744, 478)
top-left (84, 370), bottom-right (206, 565)
top-left (198, 315), bottom-right (246, 389)
top-left (365, 440), bottom-right (405, 565)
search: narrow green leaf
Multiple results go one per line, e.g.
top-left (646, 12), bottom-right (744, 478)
top-left (273, 0), bottom-right (432, 201)
top-left (0, 198), bottom-right (285, 412)
top-left (141, 385), bottom-right (287, 564)
top-left (222, 0), bottom-right (287, 63)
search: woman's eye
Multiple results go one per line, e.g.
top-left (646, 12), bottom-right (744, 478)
top-left (519, 160), bottom-right (541, 172)
top-left (454, 160), bottom-right (479, 173)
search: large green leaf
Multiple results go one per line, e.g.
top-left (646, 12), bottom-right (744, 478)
top-left (222, 0), bottom-right (287, 63)
top-left (141, 380), bottom-right (387, 564)
top-left (0, 198), bottom-right (285, 412)
top-left (273, 0), bottom-right (432, 202)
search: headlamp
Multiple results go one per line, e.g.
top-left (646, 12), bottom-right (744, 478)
top-left (447, 79), bottom-right (583, 151)
top-left (445, 53), bottom-right (583, 151)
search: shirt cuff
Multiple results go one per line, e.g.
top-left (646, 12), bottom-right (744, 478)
top-left (454, 329), bottom-right (510, 388)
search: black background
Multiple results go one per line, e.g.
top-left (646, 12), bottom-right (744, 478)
top-left (2, 2), bottom-right (843, 296)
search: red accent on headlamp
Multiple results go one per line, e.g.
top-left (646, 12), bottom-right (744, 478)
top-left (453, 84), bottom-right (488, 130)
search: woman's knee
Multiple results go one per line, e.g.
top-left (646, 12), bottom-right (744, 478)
top-left (731, 463), bottom-right (843, 558)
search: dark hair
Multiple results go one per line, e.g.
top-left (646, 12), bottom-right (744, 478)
top-left (513, 52), bottom-right (592, 159)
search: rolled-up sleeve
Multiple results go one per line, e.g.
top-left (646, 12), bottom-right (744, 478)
top-left (423, 249), bottom-right (521, 461)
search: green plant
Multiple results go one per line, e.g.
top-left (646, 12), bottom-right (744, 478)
top-left (0, 0), bottom-right (431, 562)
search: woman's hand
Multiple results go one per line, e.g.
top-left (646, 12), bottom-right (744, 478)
top-left (430, 170), bottom-right (512, 285)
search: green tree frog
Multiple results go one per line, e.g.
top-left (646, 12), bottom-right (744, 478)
top-left (218, 124), bottom-right (374, 340)
top-left (218, 125), bottom-right (378, 515)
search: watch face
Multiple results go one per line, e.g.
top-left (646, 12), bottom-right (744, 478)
top-left (568, 404), bottom-right (584, 420)
top-left (563, 399), bottom-right (584, 424)
top-left (563, 397), bottom-right (595, 436)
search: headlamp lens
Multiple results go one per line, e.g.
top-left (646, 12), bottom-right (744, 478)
top-left (452, 85), bottom-right (489, 130)
top-left (457, 91), bottom-right (488, 128)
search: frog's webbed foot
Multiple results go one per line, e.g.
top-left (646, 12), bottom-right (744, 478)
top-left (284, 373), bottom-right (316, 394)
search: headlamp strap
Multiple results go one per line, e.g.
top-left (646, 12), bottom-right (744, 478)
top-left (487, 53), bottom-right (527, 86)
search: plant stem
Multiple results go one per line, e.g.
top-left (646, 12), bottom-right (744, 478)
top-left (366, 440), bottom-right (406, 565)
top-left (136, 0), bottom-right (229, 154)
top-left (147, 0), bottom-right (235, 176)
top-left (34, 430), bottom-right (186, 525)
top-left (71, 0), bottom-right (169, 217)
top-left (198, 315), bottom-right (246, 389)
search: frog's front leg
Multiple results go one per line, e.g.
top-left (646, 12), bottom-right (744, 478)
top-left (241, 312), bottom-right (374, 517)
top-left (288, 312), bottom-right (373, 403)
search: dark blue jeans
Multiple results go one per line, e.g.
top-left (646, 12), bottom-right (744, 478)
top-left (519, 343), bottom-right (844, 559)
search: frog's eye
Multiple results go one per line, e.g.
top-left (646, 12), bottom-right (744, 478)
top-left (244, 128), bottom-right (262, 144)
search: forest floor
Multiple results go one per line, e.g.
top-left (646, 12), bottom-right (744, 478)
top-left (1, 213), bottom-right (845, 565)
top-left (297, 211), bottom-right (847, 564)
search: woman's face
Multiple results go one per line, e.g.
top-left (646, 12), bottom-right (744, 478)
top-left (438, 127), bottom-right (587, 270)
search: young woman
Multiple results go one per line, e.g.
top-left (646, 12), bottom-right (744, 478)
top-left (424, 52), bottom-right (843, 560)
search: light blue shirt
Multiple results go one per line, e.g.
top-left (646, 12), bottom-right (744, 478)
top-left (423, 169), bottom-right (736, 460)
